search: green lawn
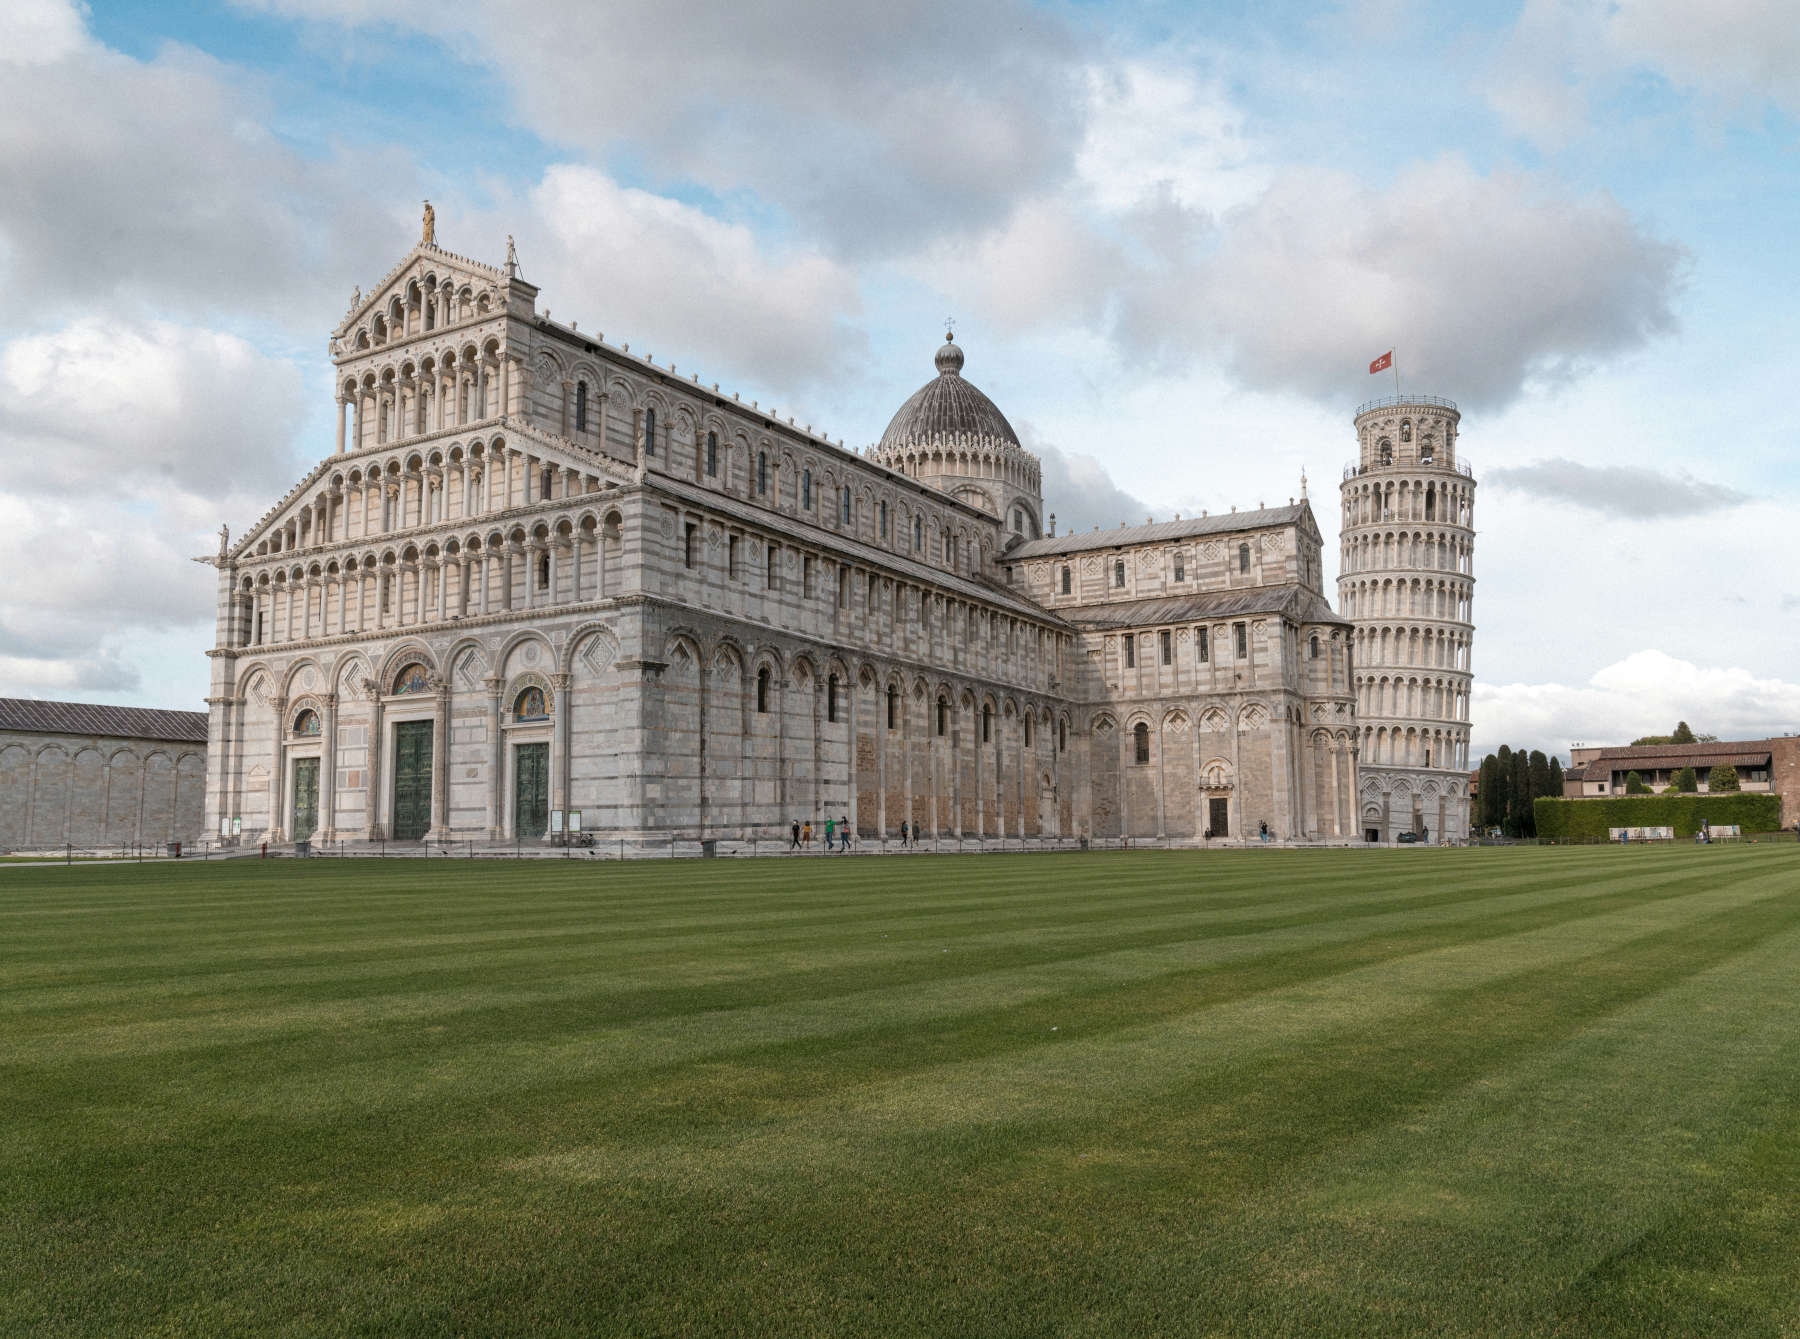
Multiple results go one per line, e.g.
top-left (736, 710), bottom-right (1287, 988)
top-left (4, 847), bottom-right (1800, 1337)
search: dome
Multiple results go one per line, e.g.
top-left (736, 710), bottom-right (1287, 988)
top-left (878, 335), bottom-right (1020, 449)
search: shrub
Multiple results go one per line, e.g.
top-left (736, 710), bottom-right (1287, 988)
top-left (1534, 792), bottom-right (1780, 842)
top-left (1669, 767), bottom-right (1698, 793)
top-left (1624, 770), bottom-right (1648, 794)
top-left (1708, 764), bottom-right (1740, 793)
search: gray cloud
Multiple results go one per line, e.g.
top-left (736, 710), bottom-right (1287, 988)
top-left (0, 20), bottom-right (411, 330)
top-left (1113, 156), bottom-right (1687, 411)
top-left (1486, 457), bottom-right (1749, 519)
top-left (236, 0), bottom-right (1086, 257)
top-left (1025, 432), bottom-right (1156, 537)
top-left (1609, 0), bottom-right (1800, 114)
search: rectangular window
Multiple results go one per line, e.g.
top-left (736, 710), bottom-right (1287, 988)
top-left (879, 500), bottom-right (889, 539)
top-left (1197, 627), bottom-right (1209, 662)
top-left (1160, 629), bottom-right (1171, 665)
top-left (767, 544), bottom-right (779, 591)
top-left (1173, 557), bottom-right (1185, 582)
top-left (644, 407), bottom-right (656, 457)
top-left (727, 533), bottom-right (739, 579)
top-left (705, 431), bottom-right (718, 477)
top-left (1060, 566), bottom-right (1071, 595)
top-left (1114, 560), bottom-right (1125, 587)
top-left (683, 522), bottom-right (697, 570)
top-left (1124, 634), bottom-right (1135, 668)
top-left (1235, 622), bottom-right (1247, 658)
top-left (757, 452), bottom-right (768, 495)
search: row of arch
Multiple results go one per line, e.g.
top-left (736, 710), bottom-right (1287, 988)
top-left (249, 434), bottom-right (612, 557)
top-left (1359, 724), bottom-right (1468, 771)
top-left (234, 508), bottom-right (627, 646)
top-left (345, 270), bottom-right (497, 351)
top-left (875, 437), bottom-right (1042, 493)
top-left (1340, 528), bottom-right (1474, 576)
top-left (1339, 576), bottom-right (1472, 623)
top-left (1355, 673), bottom-right (1470, 724)
top-left (0, 742), bottom-right (205, 849)
top-left (1352, 624), bottom-right (1473, 672)
top-left (1343, 477), bottom-right (1473, 528)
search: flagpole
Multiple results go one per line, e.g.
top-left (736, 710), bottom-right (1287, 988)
top-left (1393, 350), bottom-right (1400, 399)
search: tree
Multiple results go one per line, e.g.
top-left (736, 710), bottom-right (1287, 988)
top-left (1708, 764), bottom-right (1740, 793)
top-left (1548, 756), bottom-right (1565, 796)
top-left (1477, 754), bottom-right (1504, 831)
top-left (1631, 720), bottom-right (1707, 747)
top-left (1624, 770), bottom-right (1649, 794)
top-left (1670, 766), bottom-right (1698, 793)
top-left (1525, 751), bottom-right (1552, 836)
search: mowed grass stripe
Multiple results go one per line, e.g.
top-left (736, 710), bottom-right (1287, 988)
top-left (0, 851), bottom-right (1701, 1042)
top-left (0, 853), bottom-right (1730, 1100)
top-left (2, 848), bottom-right (1798, 1336)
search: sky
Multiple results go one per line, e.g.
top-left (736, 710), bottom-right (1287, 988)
top-left (2, 0), bottom-right (1797, 759)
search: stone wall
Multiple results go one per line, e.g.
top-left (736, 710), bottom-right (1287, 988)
top-left (0, 730), bottom-right (205, 849)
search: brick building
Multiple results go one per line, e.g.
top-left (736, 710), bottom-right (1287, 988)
top-left (1563, 738), bottom-right (1800, 825)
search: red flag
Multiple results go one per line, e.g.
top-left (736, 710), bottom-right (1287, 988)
top-left (1369, 350), bottom-right (1393, 375)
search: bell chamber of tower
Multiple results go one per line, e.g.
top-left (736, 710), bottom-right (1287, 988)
top-left (1338, 394), bottom-right (1476, 844)
top-left (872, 335), bottom-right (1045, 542)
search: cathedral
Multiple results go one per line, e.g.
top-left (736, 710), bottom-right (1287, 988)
top-left (201, 217), bottom-right (1368, 850)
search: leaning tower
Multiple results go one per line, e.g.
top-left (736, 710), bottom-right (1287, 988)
top-left (1338, 395), bottom-right (1476, 843)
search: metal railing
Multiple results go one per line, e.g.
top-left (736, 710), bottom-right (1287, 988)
top-left (1355, 394), bottom-right (1458, 417)
top-left (1343, 457), bottom-right (1475, 481)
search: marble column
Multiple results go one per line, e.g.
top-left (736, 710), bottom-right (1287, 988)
top-left (268, 694), bottom-right (288, 842)
top-left (548, 673), bottom-right (571, 842)
top-left (319, 693), bottom-right (338, 842)
top-left (485, 675), bottom-right (504, 838)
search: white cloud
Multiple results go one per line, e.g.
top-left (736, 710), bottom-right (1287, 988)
top-left (6, 0), bottom-right (86, 66)
top-left (1127, 156), bottom-right (1686, 409)
top-left (1, 318), bottom-right (307, 503)
top-left (0, 0), bottom-right (410, 328)
top-left (1485, 457), bottom-right (1749, 518)
top-left (1476, 650), bottom-right (1800, 756)
top-left (1609, 0), bottom-right (1800, 113)
top-left (233, 0), bottom-right (1085, 255)
top-left (522, 166), bottom-right (862, 390)
top-left (1076, 59), bottom-right (1269, 217)
top-left (0, 318), bottom-right (305, 697)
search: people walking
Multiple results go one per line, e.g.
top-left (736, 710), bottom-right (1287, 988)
top-left (900, 819), bottom-right (909, 848)
top-left (824, 816), bottom-right (835, 852)
top-left (802, 821), bottom-right (812, 849)
top-left (790, 820), bottom-right (801, 850)
top-left (840, 816), bottom-right (853, 851)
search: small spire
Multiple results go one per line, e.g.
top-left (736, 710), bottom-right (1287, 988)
top-left (1300, 467), bottom-right (1309, 498)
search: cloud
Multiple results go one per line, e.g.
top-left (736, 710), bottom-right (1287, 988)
top-left (6, 0), bottom-right (85, 65)
top-left (1, 318), bottom-right (308, 504)
top-left (1475, 650), bottom-right (1800, 757)
top-left (1485, 457), bottom-right (1749, 518)
top-left (234, 0), bottom-right (1086, 256)
top-left (522, 166), bottom-right (863, 391)
top-left (0, 0), bottom-right (410, 328)
top-left (1117, 156), bottom-right (1685, 410)
top-left (0, 318), bottom-right (304, 697)
top-left (1608, 0), bottom-right (1800, 113)
top-left (1026, 433), bottom-right (1155, 537)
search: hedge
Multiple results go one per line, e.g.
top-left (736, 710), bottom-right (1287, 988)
top-left (1534, 793), bottom-right (1783, 842)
